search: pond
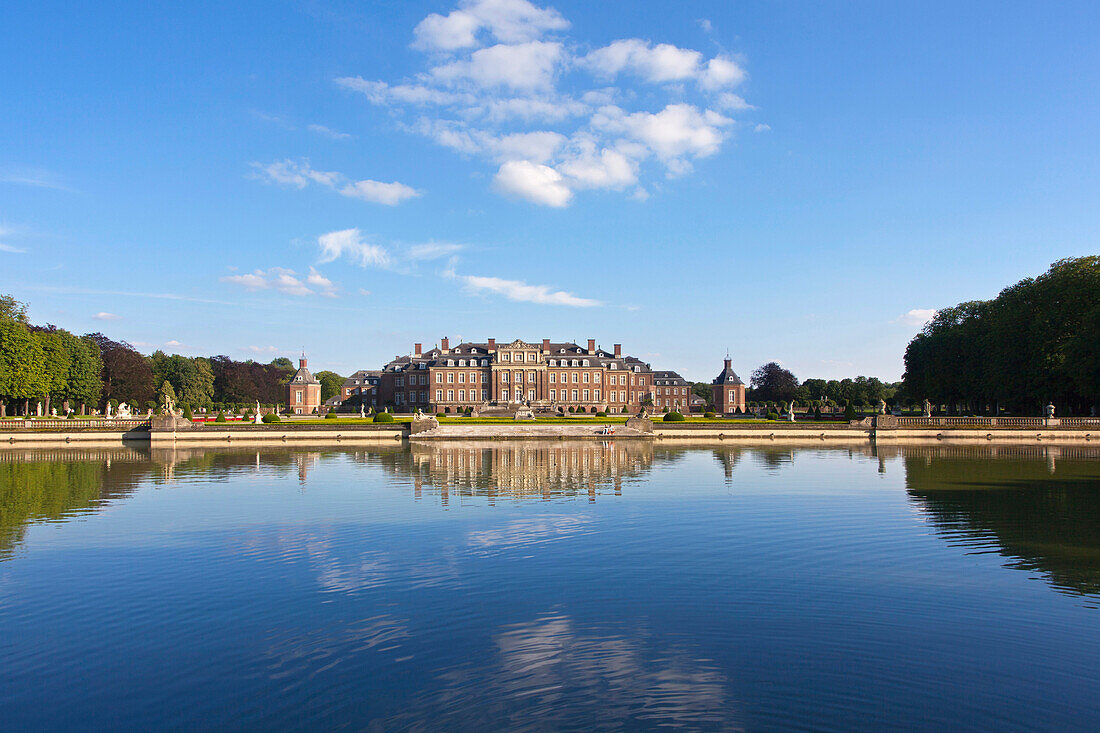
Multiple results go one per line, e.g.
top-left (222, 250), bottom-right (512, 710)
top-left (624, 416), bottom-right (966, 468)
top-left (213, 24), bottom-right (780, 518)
top-left (2, 442), bottom-right (1099, 731)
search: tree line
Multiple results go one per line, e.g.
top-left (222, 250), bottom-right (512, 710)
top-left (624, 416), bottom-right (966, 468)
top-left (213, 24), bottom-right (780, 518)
top-left (690, 363), bottom-right (903, 415)
top-left (0, 295), bottom-right (345, 416)
top-left (903, 256), bottom-right (1100, 416)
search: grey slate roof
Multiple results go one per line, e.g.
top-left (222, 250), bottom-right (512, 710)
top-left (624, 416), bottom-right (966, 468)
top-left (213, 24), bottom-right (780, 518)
top-left (290, 363), bottom-right (320, 385)
top-left (712, 361), bottom-right (744, 386)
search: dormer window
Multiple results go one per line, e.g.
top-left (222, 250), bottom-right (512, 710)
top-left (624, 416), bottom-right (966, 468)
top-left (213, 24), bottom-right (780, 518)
top-left (582, 360), bottom-right (589, 366)
top-left (458, 360), bottom-right (465, 366)
top-left (634, 366), bottom-right (641, 372)
top-left (480, 359), bottom-right (488, 366)
top-left (610, 363), bottom-right (617, 370)
top-left (559, 348), bottom-right (565, 354)
top-left (549, 359), bottom-right (555, 366)
top-left (447, 360), bottom-right (454, 366)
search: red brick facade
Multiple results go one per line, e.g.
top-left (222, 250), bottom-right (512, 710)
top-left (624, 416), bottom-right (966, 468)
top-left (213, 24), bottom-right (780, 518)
top-left (711, 358), bottom-right (747, 414)
top-left (287, 357), bottom-right (322, 415)
top-left (375, 338), bottom-right (655, 414)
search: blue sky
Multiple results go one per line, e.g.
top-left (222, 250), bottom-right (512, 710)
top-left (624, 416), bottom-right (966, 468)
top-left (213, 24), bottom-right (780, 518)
top-left (2, 0), bottom-right (1098, 382)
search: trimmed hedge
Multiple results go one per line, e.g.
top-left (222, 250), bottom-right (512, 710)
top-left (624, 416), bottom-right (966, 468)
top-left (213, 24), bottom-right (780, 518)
top-left (374, 412), bottom-right (395, 423)
top-left (325, 412), bottom-right (338, 419)
top-left (663, 411), bottom-right (685, 422)
top-left (215, 412), bottom-right (227, 423)
top-left (766, 411), bottom-right (779, 421)
top-left (262, 413), bottom-right (280, 423)
top-left (704, 411), bottom-right (715, 418)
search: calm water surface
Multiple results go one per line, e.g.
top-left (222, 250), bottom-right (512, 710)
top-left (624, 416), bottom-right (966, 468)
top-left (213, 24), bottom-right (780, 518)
top-left (2, 441), bottom-right (1099, 731)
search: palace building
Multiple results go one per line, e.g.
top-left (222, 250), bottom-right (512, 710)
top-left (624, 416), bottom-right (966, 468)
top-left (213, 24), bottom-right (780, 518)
top-left (286, 356), bottom-right (322, 415)
top-left (711, 356), bottom-right (747, 414)
top-left (373, 338), bottom-right (658, 414)
top-left (652, 370), bottom-right (693, 413)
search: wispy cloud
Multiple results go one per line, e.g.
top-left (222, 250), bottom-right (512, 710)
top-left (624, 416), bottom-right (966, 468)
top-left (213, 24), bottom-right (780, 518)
top-left (449, 269), bottom-right (601, 307)
top-left (0, 242), bottom-right (26, 253)
top-left (307, 123), bottom-right (353, 140)
top-left (251, 159), bottom-right (420, 206)
top-left (92, 312), bottom-right (122, 321)
top-left (221, 266), bottom-right (339, 297)
top-left (316, 228), bottom-right (390, 268)
top-left (0, 167), bottom-right (75, 192)
top-left (245, 345), bottom-right (280, 354)
top-left (896, 308), bottom-right (937, 327)
top-left (337, 0), bottom-right (758, 207)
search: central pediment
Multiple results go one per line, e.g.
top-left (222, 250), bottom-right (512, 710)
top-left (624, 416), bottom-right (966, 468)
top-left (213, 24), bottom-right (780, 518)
top-left (507, 339), bottom-right (536, 348)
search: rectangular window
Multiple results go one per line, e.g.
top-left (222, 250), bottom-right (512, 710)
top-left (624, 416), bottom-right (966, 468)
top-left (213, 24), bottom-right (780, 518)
top-left (594, 373), bottom-right (600, 383)
top-left (502, 353), bottom-right (510, 361)
top-left (595, 389), bottom-right (600, 400)
top-left (470, 372), bottom-right (477, 382)
top-left (502, 389), bottom-right (510, 400)
top-left (583, 389), bottom-right (590, 401)
top-left (550, 389), bottom-right (557, 400)
top-left (502, 372), bottom-right (509, 382)
top-left (481, 373), bottom-right (488, 383)
top-left (550, 373), bottom-right (556, 383)
top-left (447, 390), bottom-right (454, 401)
top-left (459, 389), bottom-right (465, 401)
top-left (481, 390), bottom-right (488, 400)
top-left (583, 372), bottom-right (590, 383)
top-left (436, 390), bottom-right (442, 401)
top-left (436, 373), bottom-right (443, 383)
top-left (295, 390), bottom-right (303, 402)
top-left (571, 389), bottom-right (578, 401)
top-left (528, 389), bottom-right (535, 400)
top-left (447, 373), bottom-right (454, 383)
top-left (396, 377), bottom-right (404, 387)
top-left (572, 373), bottom-right (578, 383)
top-left (458, 373), bottom-right (465, 383)
top-left (528, 372), bottom-right (535, 383)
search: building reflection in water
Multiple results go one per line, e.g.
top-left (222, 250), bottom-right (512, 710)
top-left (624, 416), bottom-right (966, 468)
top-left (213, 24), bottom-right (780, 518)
top-left (390, 440), bottom-right (657, 505)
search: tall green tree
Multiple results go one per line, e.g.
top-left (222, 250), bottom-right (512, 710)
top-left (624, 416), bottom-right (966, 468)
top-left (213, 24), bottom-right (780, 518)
top-left (315, 370), bottom-right (345, 402)
top-left (0, 316), bottom-right (46, 415)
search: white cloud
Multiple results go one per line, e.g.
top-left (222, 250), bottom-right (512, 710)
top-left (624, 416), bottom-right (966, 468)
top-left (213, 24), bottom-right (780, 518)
top-left (316, 228), bottom-right (391, 268)
top-left (584, 39), bottom-right (702, 84)
top-left (357, 288), bottom-right (372, 296)
top-left (220, 266), bottom-right (338, 297)
top-left (165, 340), bottom-right (183, 347)
top-left (0, 242), bottom-right (26, 253)
top-left (593, 104), bottom-right (731, 161)
top-left (431, 41), bottom-right (565, 91)
top-left (753, 123), bottom-right (771, 132)
top-left (339, 179), bottom-right (421, 205)
top-left (698, 18), bottom-right (713, 33)
top-left (458, 273), bottom-right (601, 306)
top-left (307, 123), bottom-right (352, 140)
top-left (413, 0), bottom-right (569, 50)
top-left (557, 143), bottom-right (637, 190)
top-left (251, 159), bottom-right (419, 206)
top-left (245, 345), bottom-right (280, 354)
top-left (493, 160), bottom-right (572, 206)
top-left (407, 242), bottom-right (465, 260)
top-left (898, 308), bottom-right (938, 327)
top-left (91, 312), bottom-right (122, 321)
top-left (337, 0), bottom-right (753, 206)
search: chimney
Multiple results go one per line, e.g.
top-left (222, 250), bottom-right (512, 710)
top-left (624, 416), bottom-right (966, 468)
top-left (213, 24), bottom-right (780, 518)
top-left (441, 337), bottom-right (450, 352)
top-left (587, 338), bottom-right (596, 353)
top-left (724, 357), bottom-right (732, 369)
top-left (299, 357), bottom-right (307, 369)
top-left (613, 343), bottom-right (621, 357)
top-left (542, 338), bottom-right (550, 351)
top-left (487, 338), bottom-right (496, 351)
top-left (414, 343), bottom-right (422, 357)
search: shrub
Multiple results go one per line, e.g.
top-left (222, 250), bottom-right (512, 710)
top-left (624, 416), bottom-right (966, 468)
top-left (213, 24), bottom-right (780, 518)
top-left (261, 413), bottom-right (279, 423)
top-left (436, 412), bottom-right (446, 418)
top-left (814, 406), bottom-right (822, 420)
top-left (704, 411), bottom-right (716, 419)
top-left (568, 406), bottom-right (575, 413)
top-left (465, 406), bottom-right (473, 415)
top-left (66, 411), bottom-right (76, 420)
top-left (215, 411), bottom-right (227, 423)
top-left (595, 411), bottom-right (607, 417)
top-left (374, 412), bottom-right (395, 423)
top-left (183, 405), bottom-right (193, 420)
top-left (663, 411), bottom-right (685, 422)
top-left (844, 402), bottom-right (857, 421)
top-left (325, 412), bottom-right (338, 419)
top-left (766, 411), bottom-right (780, 421)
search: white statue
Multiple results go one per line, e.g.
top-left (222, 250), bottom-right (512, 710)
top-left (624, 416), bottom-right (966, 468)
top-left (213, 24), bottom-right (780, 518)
top-left (1046, 402), bottom-right (1056, 419)
top-left (788, 402), bottom-right (796, 421)
top-left (117, 402), bottom-right (131, 418)
top-left (922, 399), bottom-right (932, 417)
top-left (254, 400), bottom-right (263, 424)
top-left (105, 402), bottom-right (113, 418)
top-left (51, 407), bottom-right (57, 417)
top-left (359, 405), bottom-right (366, 419)
top-left (878, 399), bottom-right (887, 415)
